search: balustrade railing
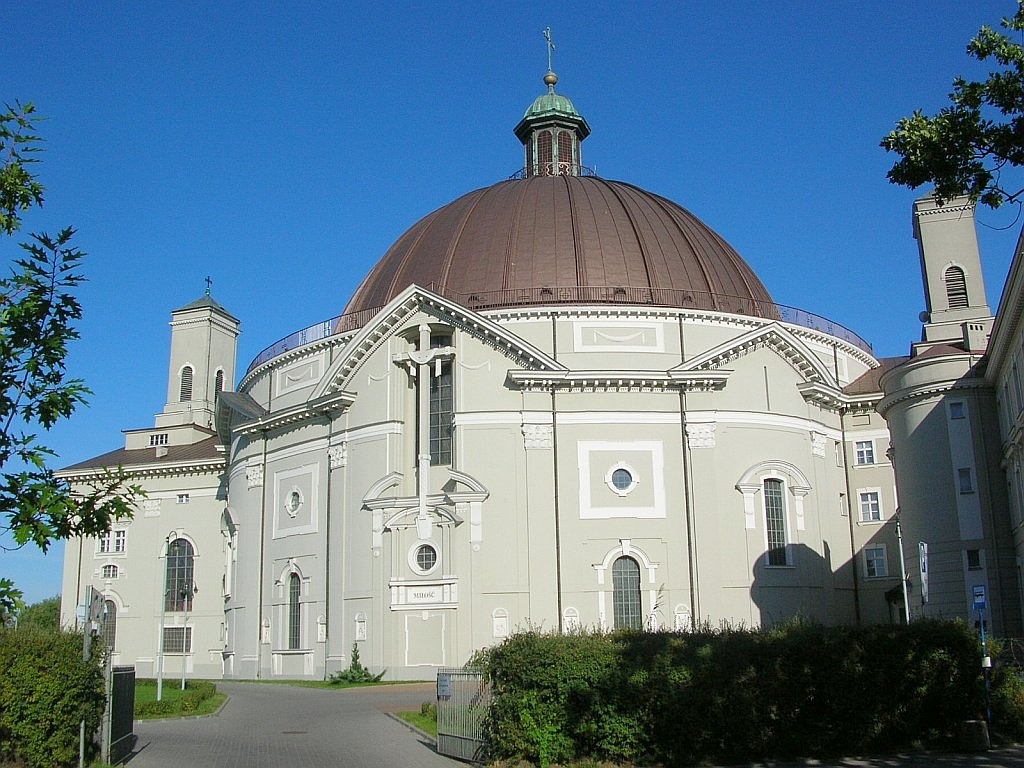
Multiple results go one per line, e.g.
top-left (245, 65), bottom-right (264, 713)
top-left (246, 286), bottom-right (871, 374)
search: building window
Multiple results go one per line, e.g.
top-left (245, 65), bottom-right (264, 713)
top-left (967, 549), bottom-right (982, 570)
top-left (859, 491), bottom-right (882, 522)
top-left (763, 478), bottom-right (789, 566)
top-left (149, 433), bottom-right (168, 446)
top-left (605, 463), bottom-right (639, 496)
top-left (429, 349), bottom-right (453, 466)
top-left (177, 493), bottom-right (190, 504)
top-left (179, 365), bottom-right (193, 402)
top-left (557, 130), bottom-right (573, 173)
top-left (864, 545), bottom-right (888, 578)
top-left (162, 626), bottom-right (192, 654)
top-left (944, 266), bottom-right (968, 309)
top-left (612, 556), bottom-right (642, 630)
top-left (214, 369), bottom-right (224, 400)
top-left (958, 468), bottom-right (975, 494)
top-left (165, 538), bottom-right (195, 612)
top-left (288, 573), bottom-right (301, 650)
top-left (854, 440), bottom-right (875, 465)
top-left (949, 401), bottom-right (966, 420)
top-left (101, 564), bottom-right (118, 579)
top-left (99, 601), bottom-right (116, 651)
top-left (99, 530), bottom-right (126, 554)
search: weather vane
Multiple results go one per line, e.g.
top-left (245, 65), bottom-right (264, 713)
top-left (543, 27), bottom-right (555, 72)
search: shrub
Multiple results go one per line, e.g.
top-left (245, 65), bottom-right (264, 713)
top-left (328, 642), bottom-right (385, 684)
top-left (0, 626), bottom-right (105, 768)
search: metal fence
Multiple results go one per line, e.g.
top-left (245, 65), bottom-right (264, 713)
top-left (435, 667), bottom-right (490, 763)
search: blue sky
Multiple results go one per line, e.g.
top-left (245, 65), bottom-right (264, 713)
top-left (4, 1), bottom-right (1024, 604)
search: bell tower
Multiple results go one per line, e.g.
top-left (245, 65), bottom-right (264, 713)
top-left (157, 285), bottom-right (240, 430)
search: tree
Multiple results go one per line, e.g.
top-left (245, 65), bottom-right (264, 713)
top-left (15, 594), bottom-right (60, 631)
top-left (881, 1), bottom-right (1024, 208)
top-left (0, 102), bottom-right (141, 620)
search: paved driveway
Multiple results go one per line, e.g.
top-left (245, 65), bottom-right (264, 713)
top-left (125, 681), bottom-right (463, 767)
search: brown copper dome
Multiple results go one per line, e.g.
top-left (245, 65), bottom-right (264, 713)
top-left (343, 175), bottom-right (776, 318)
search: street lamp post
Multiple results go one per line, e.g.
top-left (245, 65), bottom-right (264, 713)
top-left (180, 581), bottom-right (197, 691)
top-left (156, 532), bottom-right (178, 702)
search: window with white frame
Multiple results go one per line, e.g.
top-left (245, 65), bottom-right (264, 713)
top-left (177, 493), bottom-right (190, 504)
top-left (99, 530), bottom-right (126, 554)
top-left (854, 440), bottom-right (875, 465)
top-left (858, 491), bottom-right (882, 522)
top-left (149, 433), bottom-right (168, 446)
top-left (958, 467), bottom-right (975, 494)
top-left (863, 545), bottom-right (888, 577)
top-left (288, 573), bottom-right (301, 650)
top-left (763, 478), bottom-right (790, 566)
top-left (162, 626), bottom-right (192, 654)
top-left (611, 556), bottom-right (642, 629)
top-left (101, 564), bottom-right (118, 579)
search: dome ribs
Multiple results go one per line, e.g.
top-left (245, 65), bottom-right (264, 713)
top-left (342, 176), bottom-right (775, 317)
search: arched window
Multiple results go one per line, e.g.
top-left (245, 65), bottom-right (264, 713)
top-left (214, 369), bottom-right (224, 400)
top-left (944, 266), bottom-right (968, 309)
top-left (429, 334), bottom-right (454, 465)
top-left (763, 478), bottom-right (789, 566)
top-left (612, 556), bottom-right (642, 630)
top-left (101, 564), bottom-right (118, 579)
top-left (165, 538), bottom-right (195, 612)
top-left (288, 573), bottom-right (301, 650)
top-left (99, 600), bottom-right (116, 651)
top-left (179, 365), bottom-right (194, 402)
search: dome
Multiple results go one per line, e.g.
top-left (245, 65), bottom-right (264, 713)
top-left (343, 174), bottom-right (776, 318)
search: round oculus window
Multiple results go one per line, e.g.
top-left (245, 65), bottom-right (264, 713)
top-left (415, 544), bottom-right (437, 573)
top-left (284, 488), bottom-right (302, 517)
top-left (605, 463), bottom-right (639, 496)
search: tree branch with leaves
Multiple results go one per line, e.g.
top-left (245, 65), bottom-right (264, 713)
top-left (882, 1), bottom-right (1024, 208)
top-left (0, 102), bottom-right (142, 620)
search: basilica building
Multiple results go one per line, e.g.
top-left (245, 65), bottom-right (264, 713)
top-left (59, 69), bottom-right (1020, 681)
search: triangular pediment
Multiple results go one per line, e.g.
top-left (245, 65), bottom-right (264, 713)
top-left (312, 284), bottom-right (566, 399)
top-left (673, 322), bottom-right (837, 387)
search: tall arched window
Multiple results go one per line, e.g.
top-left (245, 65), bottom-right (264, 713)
top-left (763, 478), bottom-right (789, 566)
top-left (288, 573), bottom-right (301, 650)
top-left (612, 556), bottom-right (642, 630)
top-left (429, 334), bottom-right (454, 465)
top-left (99, 600), bottom-right (116, 651)
top-left (179, 365), bottom-right (194, 402)
top-left (165, 538), bottom-right (195, 612)
top-left (944, 266), bottom-right (969, 309)
top-left (214, 369), bottom-right (224, 401)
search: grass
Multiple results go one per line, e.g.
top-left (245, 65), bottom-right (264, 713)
top-left (395, 701), bottom-right (438, 737)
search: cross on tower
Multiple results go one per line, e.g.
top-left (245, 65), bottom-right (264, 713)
top-left (543, 27), bottom-right (555, 72)
top-left (204, 276), bottom-right (213, 296)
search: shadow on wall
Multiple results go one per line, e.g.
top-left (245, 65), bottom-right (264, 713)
top-left (750, 542), bottom-right (838, 628)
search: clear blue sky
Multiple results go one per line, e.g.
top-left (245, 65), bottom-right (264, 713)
top-left (4, 1), bottom-right (1023, 605)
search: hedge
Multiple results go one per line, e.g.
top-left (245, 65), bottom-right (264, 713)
top-left (479, 620), bottom-right (1024, 766)
top-left (0, 626), bottom-right (105, 768)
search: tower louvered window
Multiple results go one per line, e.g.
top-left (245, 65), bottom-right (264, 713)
top-left (214, 369), bottom-right (224, 401)
top-left (944, 266), bottom-right (968, 309)
top-left (557, 131), bottom-right (573, 174)
top-left (179, 366), bottom-right (194, 402)
top-left (537, 131), bottom-right (553, 176)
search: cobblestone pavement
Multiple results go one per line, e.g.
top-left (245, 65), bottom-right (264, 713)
top-left (124, 681), bottom-right (461, 768)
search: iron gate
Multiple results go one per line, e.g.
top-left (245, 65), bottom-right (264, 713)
top-left (436, 667), bottom-right (490, 762)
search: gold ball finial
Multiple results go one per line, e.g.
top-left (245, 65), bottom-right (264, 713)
top-left (544, 70), bottom-right (558, 89)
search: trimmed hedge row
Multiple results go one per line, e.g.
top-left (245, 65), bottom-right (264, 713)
top-left (0, 626), bottom-right (105, 768)
top-left (479, 620), bottom-right (1024, 766)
